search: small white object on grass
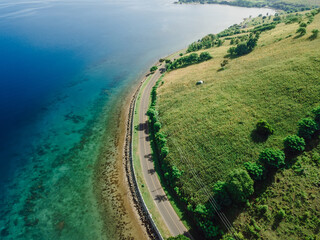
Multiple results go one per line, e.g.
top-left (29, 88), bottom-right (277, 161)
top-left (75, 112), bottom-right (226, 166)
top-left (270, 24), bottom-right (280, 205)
top-left (196, 80), bottom-right (204, 85)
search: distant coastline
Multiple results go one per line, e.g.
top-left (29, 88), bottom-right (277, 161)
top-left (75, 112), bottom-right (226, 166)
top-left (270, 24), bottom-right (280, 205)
top-left (176, 0), bottom-right (320, 12)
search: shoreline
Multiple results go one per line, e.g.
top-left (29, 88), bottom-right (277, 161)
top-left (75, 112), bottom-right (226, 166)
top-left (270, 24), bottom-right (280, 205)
top-left (95, 59), bottom-right (166, 239)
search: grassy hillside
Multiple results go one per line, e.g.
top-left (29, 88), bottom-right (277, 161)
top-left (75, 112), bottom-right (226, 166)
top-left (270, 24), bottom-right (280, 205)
top-left (155, 11), bottom-right (320, 239)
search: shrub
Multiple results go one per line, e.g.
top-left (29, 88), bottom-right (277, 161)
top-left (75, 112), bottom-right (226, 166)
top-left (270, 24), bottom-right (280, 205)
top-left (226, 169), bottom-right (254, 203)
top-left (256, 119), bottom-right (274, 136)
top-left (298, 118), bottom-right (318, 140)
top-left (220, 59), bottom-right (229, 67)
top-left (258, 148), bottom-right (285, 169)
top-left (244, 162), bottom-right (266, 180)
top-left (273, 16), bottom-right (281, 21)
top-left (312, 105), bottom-right (320, 125)
top-left (283, 135), bottom-right (305, 154)
top-left (150, 66), bottom-right (158, 72)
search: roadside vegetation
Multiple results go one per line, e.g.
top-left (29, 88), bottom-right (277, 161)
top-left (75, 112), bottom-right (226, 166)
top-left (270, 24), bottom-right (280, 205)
top-left (148, 9), bottom-right (320, 239)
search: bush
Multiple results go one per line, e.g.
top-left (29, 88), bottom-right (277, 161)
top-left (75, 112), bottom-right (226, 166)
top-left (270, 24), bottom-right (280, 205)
top-left (258, 148), bottom-right (285, 169)
top-left (283, 135), bottom-right (305, 154)
top-left (220, 59), bottom-right (229, 67)
top-left (298, 118), bottom-right (318, 140)
top-left (244, 162), bottom-right (266, 180)
top-left (256, 119), bottom-right (274, 136)
top-left (226, 169), bottom-right (254, 203)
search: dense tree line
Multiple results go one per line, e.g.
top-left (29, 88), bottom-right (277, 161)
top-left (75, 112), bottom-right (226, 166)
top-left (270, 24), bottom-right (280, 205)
top-left (186, 34), bottom-right (221, 52)
top-left (228, 33), bottom-right (259, 57)
top-left (166, 52), bottom-right (212, 70)
top-left (147, 75), bottom-right (183, 191)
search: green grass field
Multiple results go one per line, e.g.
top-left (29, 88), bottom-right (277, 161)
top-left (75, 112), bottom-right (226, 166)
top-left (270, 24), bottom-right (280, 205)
top-left (156, 11), bottom-right (320, 239)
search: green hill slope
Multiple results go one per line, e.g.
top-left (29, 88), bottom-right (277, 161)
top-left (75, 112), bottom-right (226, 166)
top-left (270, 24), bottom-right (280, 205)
top-left (155, 10), bottom-right (320, 239)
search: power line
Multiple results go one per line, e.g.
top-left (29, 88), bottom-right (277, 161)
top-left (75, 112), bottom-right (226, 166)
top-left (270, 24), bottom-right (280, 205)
top-left (171, 139), bottom-right (240, 240)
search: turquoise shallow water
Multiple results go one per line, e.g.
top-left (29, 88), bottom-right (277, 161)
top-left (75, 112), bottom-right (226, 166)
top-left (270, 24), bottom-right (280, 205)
top-left (0, 0), bottom-right (274, 239)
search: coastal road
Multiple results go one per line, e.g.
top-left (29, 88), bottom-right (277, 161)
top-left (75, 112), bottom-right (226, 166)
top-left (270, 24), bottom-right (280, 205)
top-left (137, 62), bottom-right (192, 239)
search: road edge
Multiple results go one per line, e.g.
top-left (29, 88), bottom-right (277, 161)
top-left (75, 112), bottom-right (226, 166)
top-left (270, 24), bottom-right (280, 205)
top-left (123, 66), bottom-right (164, 240)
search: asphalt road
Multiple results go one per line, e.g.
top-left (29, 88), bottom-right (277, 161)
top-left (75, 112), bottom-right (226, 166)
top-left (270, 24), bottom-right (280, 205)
top-left (137, 62), bottom-right (192, 239)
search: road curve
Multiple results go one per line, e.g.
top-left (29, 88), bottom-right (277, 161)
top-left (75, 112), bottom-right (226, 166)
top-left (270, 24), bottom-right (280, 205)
top-left (136, 63), bottom-right (192, 238)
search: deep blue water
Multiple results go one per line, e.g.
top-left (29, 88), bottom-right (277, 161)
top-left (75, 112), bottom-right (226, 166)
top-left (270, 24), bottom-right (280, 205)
top-left (0, 0), bottom-right (274, 239)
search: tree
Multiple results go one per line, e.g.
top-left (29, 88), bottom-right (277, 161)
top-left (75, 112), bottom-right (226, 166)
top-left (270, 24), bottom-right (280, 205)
top-left (167, 235), bottom-right (190, 240)
top-left (258, 148), bottom-right (285, 169)
top-left (283, 135), bottom-right (305, 154)
top-left (171, 165), bottom-right (183, 181)
top-left (198, 220), bottom-right (221, 238)
top-left (150, 66), bottom-right (158, 72)
top-left (194, 204), bottom-right (208, 219)
top-left (228, 34), bottom-right (259, 57)
top-left (154, 121), bottom-right (162, 132)
top-left (256, 119), bottom-right (274, 136)
top-left (199, 52), bottom-right (212, 61)
top-left (312, 105), bottom-right (320, 125)
top-left (212, 181), bottom-right (231, 207)
top-left (244, 162), bottom-right (266, 180)
top-left (226, 169), bottom-right (254, 203)
top-left (309, 29), bottom-right (319, 40)
top-left (298, 118), bottom-right (318, 140)
top-left (296, 27), bottom-right (306, 36)
top-left (299, 22), bottom-right (307, 27)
